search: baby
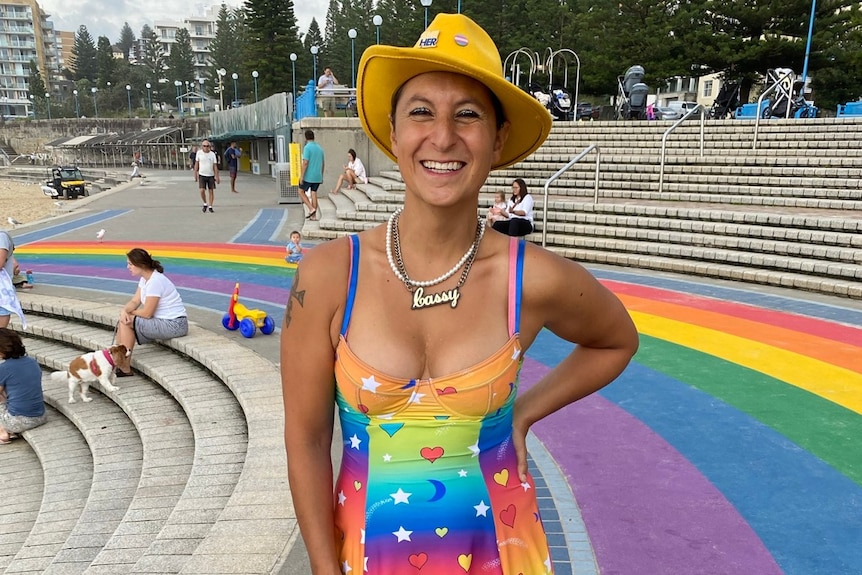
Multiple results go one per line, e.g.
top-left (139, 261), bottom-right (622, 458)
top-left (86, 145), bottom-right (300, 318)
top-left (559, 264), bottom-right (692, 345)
top-left (486, 191), bottom-right (509, 225)
top-left (285, 231), bottom-right (304, 264)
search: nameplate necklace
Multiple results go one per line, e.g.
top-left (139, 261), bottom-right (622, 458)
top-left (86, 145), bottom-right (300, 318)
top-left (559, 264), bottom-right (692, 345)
top-left (385, 207), bottom-right (484, 310)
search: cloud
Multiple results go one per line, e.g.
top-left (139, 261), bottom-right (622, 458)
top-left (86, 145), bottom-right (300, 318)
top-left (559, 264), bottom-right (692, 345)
top-left (39, 0), bottom-right (325, 42)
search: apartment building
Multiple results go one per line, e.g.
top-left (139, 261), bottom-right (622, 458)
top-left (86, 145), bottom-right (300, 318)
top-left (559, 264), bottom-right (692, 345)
top-left (0, 0), bottom-right (59, 117)
top-left (154, 4), bottom-right (219, 79)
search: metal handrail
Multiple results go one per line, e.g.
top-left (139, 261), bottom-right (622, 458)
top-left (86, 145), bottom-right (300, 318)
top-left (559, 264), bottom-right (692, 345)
top-left (541, 144), bottom-right (601, 247)
top-left (657, 105), bottom-right (706, 194)
top-left (752, 69), bottom-right (795, 149)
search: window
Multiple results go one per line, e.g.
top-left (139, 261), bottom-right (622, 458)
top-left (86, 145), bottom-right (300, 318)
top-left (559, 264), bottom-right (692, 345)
top-left (195, 26), bottom-right (203, 36)
top-left (703, 80), bottom-right (713, 98)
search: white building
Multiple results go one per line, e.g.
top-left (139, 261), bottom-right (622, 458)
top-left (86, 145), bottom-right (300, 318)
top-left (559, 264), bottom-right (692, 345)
top-left (0, 0), bottom-right (60, 118)
top-left (154, 4), bottom-right (219, 79)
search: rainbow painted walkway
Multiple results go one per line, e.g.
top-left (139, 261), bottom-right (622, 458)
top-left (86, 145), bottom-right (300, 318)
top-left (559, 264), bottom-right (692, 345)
top-left (16, 238), bottom-right (862, 575)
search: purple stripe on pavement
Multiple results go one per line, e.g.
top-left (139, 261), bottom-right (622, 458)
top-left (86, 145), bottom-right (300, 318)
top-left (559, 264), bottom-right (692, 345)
top-left (28, 264), bottom-right (290, 304)
top-left (520, 358), bottom-right (781, 575)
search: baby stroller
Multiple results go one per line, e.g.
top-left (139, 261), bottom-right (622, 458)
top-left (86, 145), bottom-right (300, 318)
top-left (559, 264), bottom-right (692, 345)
top-left (549, 84), bottom-right (574, 121)
top-left (764, 68), bottom-right (818, 119)
top-left (529, 82), bottom-right (552, 109)
top-left (709, 80), bottom-right (741, 119)
top-left (616, 65), bottom-right (649, 120)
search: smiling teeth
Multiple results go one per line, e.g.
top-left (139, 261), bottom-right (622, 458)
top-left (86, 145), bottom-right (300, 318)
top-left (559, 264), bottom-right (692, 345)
top-left (422, 161), bottom-right (463, 172)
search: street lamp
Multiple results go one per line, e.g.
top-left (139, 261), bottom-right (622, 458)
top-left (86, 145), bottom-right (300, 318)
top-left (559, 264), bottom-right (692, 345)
top-left (174, 80), bottom-right (183, 118)
top-left (348, 29), bottom-right (357, 88)
top-left (373, 15), bottom-right (383, 44)
top-left (231, 72), bottom-right (238, 106)
top-left (73, 89), bottom-right (79, 118)
top-left (126, 84), bottom-right (132, 118)
top-left (420, 0), bottom-right (432, 29)
top-left (29, 94), bottom-right (36, 119)
top-left (145, 82), bottom-right (152, 117)
top-left (216, 68), bottom-right (226, 111)
top-left (198, 77), bottom-right (205, 112)
top-left (45, 92), bottom-right (51, 120)
top-left (311, 45), bottom-right (319, 83)
top-left (90, 87), bottom-right (97, 117)
top-left (252, 70), bottom-right (259, 103)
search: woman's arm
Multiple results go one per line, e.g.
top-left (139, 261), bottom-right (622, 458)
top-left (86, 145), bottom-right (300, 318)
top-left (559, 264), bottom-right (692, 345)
top-left (512, 245), bottom-right (639, 480)
top-left (281, 241), bottom-right (347, 575)
top-left (511, 194), bottom-right (533, 217)
top-left (131, 296), bottom-right (160, 319)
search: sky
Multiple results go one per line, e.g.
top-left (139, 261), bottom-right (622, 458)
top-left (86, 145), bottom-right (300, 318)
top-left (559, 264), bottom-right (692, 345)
top-left (38, 0), bottom-right (326, 44)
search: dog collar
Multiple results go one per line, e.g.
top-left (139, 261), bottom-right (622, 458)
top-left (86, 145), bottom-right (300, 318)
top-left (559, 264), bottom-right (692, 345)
top-left (102, 348), bottom-right (116, 367)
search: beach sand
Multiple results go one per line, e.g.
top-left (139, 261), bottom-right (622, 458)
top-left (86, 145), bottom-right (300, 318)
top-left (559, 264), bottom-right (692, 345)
top-left (0, 179), bottom-right (62, 230)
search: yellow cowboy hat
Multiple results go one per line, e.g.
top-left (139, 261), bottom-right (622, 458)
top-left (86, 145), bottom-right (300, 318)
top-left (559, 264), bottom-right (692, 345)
top-left (356, 13), bottom-right (552, 170)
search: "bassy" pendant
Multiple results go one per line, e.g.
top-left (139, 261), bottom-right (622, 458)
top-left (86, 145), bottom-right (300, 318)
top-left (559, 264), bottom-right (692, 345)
top-left (412, 286), bottom-right (461, 310)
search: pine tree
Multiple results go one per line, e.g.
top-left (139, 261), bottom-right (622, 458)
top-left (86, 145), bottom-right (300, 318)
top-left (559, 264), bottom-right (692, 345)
top-left (168, 28), bottom-right (197, 88)
top-left (95, 36), bottom-right (116, 87)
top-left (70, 25), bottom-right (98, 82)
top-left (118, 22), bottom-right (136, 61)
top-left (139, 27), bottom-right (167, 82)
top-left (244, 0), bottom-right (305, 98)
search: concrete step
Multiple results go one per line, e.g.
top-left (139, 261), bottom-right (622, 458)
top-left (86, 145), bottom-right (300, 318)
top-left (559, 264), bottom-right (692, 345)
top-left (8, 293), bottom-right (291, 574)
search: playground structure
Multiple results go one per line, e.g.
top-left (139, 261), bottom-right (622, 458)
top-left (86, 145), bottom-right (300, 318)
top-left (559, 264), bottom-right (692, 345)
top-left (504, 47), bottom-right (580, 121)
top-left (222, 282), bottom-right (276, 338)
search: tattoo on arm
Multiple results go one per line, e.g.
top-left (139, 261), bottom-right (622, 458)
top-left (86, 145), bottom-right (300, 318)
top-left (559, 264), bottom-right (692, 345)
top-left (283, 270), bottom-right (306, 328)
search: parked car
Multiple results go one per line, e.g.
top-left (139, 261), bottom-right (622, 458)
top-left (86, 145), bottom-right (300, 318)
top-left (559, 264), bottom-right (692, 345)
top-left (654, 106), bottom-right (682, 121)
top-left (575, 102), bottom-right (593, 120)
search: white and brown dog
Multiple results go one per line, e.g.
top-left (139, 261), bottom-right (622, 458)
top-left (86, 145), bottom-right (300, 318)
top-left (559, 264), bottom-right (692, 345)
top-left (51, 345), bottom-right (131, 403)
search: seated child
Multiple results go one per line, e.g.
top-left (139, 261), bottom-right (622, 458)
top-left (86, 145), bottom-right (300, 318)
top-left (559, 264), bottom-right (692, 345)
top-left (486, 190), bottom-right (509, 226)
top-left (285, 230), bottom-right (304, 264)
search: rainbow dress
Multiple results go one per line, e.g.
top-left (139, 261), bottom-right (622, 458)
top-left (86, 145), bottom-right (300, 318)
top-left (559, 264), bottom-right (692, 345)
top-left (333, 236), bottom-right (553, 574)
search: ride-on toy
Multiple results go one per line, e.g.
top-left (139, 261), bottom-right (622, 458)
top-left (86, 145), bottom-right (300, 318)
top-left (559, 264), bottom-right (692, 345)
top-left (222, 282), bottom-right (276, 338)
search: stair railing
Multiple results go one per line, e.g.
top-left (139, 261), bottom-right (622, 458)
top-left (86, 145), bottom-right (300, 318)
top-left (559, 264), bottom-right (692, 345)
top-left (658, 105), bottom-right (705, 194)
top-left (752, 69), bottom-right (795, 149)
top-left (541, 144), bottom-right (601, 248)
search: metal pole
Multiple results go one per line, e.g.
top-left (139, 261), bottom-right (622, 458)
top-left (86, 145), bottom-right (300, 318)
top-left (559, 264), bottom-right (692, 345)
top-left (800, 0), bottom-right (817, 89)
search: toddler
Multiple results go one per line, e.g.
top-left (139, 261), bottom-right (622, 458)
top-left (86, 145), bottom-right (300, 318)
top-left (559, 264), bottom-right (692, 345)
top-left (486, 190), bottom-right (509, 226)
top-left (285, 231), bottom-right (304, 264)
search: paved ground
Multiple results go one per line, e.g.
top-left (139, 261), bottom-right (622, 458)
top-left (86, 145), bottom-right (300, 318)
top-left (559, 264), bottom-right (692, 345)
top-left (6, 168), bottom-right (862, 574)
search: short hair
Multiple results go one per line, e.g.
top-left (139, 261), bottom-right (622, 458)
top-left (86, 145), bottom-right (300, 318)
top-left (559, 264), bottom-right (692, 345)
top-left (305, 130), bottom-right (315, 141)
top-left (0, 327), bottom-right (26, 359)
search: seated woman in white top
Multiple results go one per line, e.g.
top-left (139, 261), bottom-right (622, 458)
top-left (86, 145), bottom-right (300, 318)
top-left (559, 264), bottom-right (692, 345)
top-left (330, 148), bottom-right (368, 194)
top-left (491, 178), bottom-right (534, 237)
top-left (115, 248), bottom-right (188, 377)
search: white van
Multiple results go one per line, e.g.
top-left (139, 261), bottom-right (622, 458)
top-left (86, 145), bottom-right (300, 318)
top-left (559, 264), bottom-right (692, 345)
top-left (667, 101), bottom-right (699, 113)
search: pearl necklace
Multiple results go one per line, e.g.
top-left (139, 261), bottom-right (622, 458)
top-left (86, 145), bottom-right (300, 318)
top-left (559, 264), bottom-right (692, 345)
top-left (386, 207), bottom-right (484, 310)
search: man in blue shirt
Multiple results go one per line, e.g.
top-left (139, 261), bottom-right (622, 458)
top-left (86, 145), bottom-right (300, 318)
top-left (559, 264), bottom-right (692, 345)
top-left (299, 130), bottom-right (325, 220)
top-left (224, 141), bottom-right (242, 193)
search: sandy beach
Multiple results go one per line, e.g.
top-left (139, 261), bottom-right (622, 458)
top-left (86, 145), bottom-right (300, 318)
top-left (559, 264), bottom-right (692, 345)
top-left (0, 179), bottom-right (63, 231)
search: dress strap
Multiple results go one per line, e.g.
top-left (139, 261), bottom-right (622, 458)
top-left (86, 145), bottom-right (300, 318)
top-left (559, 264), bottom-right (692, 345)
top-left (340, 235), bottom-right (361, 337)
top-left (507, 237), bottom-right (526, 336)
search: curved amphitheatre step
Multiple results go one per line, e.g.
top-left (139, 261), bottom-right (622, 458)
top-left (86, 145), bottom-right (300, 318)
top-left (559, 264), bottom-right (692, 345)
top-left (9, 293), bottom-right (292, 575)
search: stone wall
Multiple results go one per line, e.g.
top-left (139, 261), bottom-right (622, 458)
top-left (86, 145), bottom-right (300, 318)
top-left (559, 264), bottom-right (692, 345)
top-left (0, 117), bottom-right (211, 157)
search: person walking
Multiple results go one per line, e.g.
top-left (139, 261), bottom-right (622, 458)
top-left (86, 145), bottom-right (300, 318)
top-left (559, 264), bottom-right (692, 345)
top-left (298, 130), bottom-right (324, 221)
top-left (317, 67), bottom-right (339, 117)
top-left (224, 141), bottom-right (242, 193)
top-left (194, 140), bottom-right (220, 213)
top-left (0, 231), bottom-right (24, 329)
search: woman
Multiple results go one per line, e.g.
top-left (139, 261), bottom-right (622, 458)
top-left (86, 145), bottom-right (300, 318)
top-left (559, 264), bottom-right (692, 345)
top-left (116, 248), bottom-right (188, 376)
top-left (330, 149), bottom-right (368, 194)
top-left (0, 327), bottom-right (47, 444)
top-left (492, 178), bottom-right (534, 237)
top-left (281, 13), bottom-right (638, 575)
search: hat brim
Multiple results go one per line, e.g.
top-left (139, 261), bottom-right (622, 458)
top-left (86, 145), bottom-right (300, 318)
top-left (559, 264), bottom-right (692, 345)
top-left (357, 46), bottom-right (552, 170)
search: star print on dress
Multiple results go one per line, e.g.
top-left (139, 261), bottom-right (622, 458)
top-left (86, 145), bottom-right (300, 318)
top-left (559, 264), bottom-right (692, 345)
top-left (392, 526), bottom-right (412, 542)
top-left (362, 375), bottom-right (381, 392)
top-left (349, 434), bottom-right (362, 449)
top-left (474, 500), bottom-right (490, 517)
top-left (390, 488), bottom-right (411, 504)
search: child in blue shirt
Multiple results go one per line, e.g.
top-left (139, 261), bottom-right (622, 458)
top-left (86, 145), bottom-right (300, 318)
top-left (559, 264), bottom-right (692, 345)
top-left (285, 231), bottom-right (304, 264)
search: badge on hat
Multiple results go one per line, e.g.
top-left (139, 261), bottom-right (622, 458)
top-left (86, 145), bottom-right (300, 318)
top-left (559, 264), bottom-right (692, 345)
top-left (417, 30), bottom-right (440, 48)
top-left (453, 34), bottom-right (468, 47)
